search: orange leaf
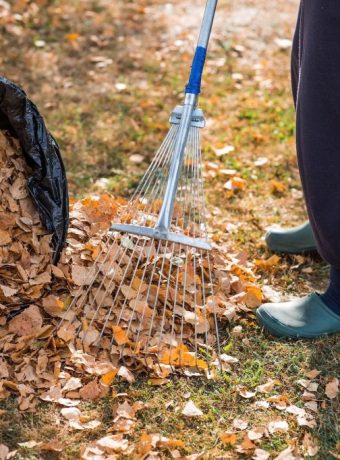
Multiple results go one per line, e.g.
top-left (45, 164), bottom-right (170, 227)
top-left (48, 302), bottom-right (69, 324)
top-left (101, 369), bottom-right (118, 386)
top-left (112, 326), bottom-right (129, 345)
top-left (220, 432), bottom-right (237, 445)
top-left (65, 33), bottom-right (80, 42)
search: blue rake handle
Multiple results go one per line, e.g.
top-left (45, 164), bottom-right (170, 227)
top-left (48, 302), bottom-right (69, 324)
top-left (185, 0), bottom-right (218, 95)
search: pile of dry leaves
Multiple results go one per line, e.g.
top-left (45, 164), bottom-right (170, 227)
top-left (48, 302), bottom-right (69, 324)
top-left (0, 127), bottom-right (262, 407)
top-left (0, 128), bottom-right (266, 457)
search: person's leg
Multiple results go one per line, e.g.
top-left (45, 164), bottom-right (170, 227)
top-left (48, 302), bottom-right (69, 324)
top-left (265, 2), bottom-right (316, 255)
top-left (257, 0), bottom-right (340, 337)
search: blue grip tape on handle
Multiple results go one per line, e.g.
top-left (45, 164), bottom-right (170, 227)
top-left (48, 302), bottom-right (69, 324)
top-left (185, 46), bottom-right (207, 95)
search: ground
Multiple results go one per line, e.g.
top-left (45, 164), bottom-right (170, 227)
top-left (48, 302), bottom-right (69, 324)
top-left (0, 0), bottom-right (339, 459)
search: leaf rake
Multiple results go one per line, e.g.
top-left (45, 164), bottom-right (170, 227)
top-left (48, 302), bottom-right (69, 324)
top-left (59, 0), bottom-right (222, 372)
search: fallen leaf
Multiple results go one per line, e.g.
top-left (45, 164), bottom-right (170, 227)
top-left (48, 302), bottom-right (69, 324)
top-left (220, 432), bottom-right (237, 446)
top-left (57, 322), bottom-right (76, 342)
top-left (273, 446), bottom-right (299, 460)
top-left (0, 444), bottom-right (9, 460)
top-left (96, 434), bottom-right (129, 453)
top-left (237, 386), bottom-right (256, 399)
top-left (306, 369), bottom-right (320, 379)
top-left (115, 400), bottom-right (135, 419)
top-left (267, 420), bottom-right (289, 434)
top-left (117, 366), bottom-right (135, 383)
top-left (181, 400), bottom-right (203, 417)
top-left (112, 325), bottom-right (129, 345)
top-left (39, 440), bottom-right (64, 452)
top-left (233, 419), bottom-right (248, 430)
top-left (8, 305), bottom-right (43, 336)
top-left (214, 145), bottom-right (235, 156)
top-left (18, 440), bottom-right (39, 449)
top-left (61, 407), bottom-right (81, 421)
top-left (0, 230), bottom-right (11, 246)
top-left (297, 379), bottom-right (318, 392)
top-left (257, 378), bottom-right (280, 394)
top-left (101, 369), bottom-right (118, 386)
top-left (252, 448), bottom-right (270, 460)
top-left (62, 377), bottom-right (82, 393)
top-left (0, 284), bottom-right (17, 297)
top-left (255, 255), bottom-right (281, 271)
top-left (79, 380), bottom-right (102, 401)
top-left (247, 426), bottom-right (266, 441)
top-left (325, 377), bottom-right (339, 399)
top-left (302, 432), bottom-right (319, 457)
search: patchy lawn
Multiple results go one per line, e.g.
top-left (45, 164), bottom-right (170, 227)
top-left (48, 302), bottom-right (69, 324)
top-left (0, 0), bottom-right (339, 459)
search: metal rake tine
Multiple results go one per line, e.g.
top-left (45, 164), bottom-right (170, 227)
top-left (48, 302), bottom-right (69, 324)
top-left (155, 128), bottom-right (194, 350)
top-left (166, 128), bottom-right (197, 367)
top-left (86, 136), bottom-right (177, 339)
top-left (114, 133), bottom-right (178, 346)
top-left (86, 239), bottom-right (140, 337)
top-left (127, 125), bottom-right (178, 205)
top-left (142, 236), bottom-right (174, 356)
top-left (61, 125), bottom-right (178, 330)
top-left (190, 129), bottom-right (199, 367)
top-left (196, 130), bottom-right (221, 363)
top-left (97, 236), bottom-right (146, 341)
top-left (129, 128), bottom-right (193, 356)
top-left (126, 239), bottom-right (163, 353)
top-left (195, 127), bottom-right (221, 364)
top-left (194, 129), bottom-right (210, 352)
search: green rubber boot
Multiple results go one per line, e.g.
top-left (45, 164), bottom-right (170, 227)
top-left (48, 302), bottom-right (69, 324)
top-left (265, 221), bottom-right (317, 254)
top-left (256, 293), bottom-right (340, 338)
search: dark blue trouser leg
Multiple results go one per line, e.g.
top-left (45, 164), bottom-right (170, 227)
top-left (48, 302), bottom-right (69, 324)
top-left (294, 1), bottom-right (340, 315)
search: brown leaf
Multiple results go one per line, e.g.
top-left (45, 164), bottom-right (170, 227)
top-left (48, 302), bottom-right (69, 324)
top-left (39, 440), bottom-right (64, 452)
top-left (42, 295), bottom-right (65, 317)
top-left (0, 444), bottom-right (9, 460)
top-left (0, 284), bottom-right (17, 297)
top-left (8, 304), bottom-right (43, 336)
top-left (306, 369), bottom-right (320, 379)
top-left (79, 380), bottom-right (102, 401)
top-left (57, 322), bottom-right (76, 342)
top-left (115, 400), bottom-right (136, 419)
top-left (302, 432), bottom-right (319, 457)
top-left (72, 265), bottom-right (92, 286)
top-left (257, 378), bottom-right (280, 394)
top-left (0, 229), bottom-right (11, 246)
top-left (325, 377), bottom-right (339, 399)
top-left (252, 448), bottom-right (270, 460)
top-left (117, 366), bottom-right (135, 383)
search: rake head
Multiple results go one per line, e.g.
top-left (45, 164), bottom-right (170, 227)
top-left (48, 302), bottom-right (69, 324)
top-left (58, 106), bottom-right (222, 372)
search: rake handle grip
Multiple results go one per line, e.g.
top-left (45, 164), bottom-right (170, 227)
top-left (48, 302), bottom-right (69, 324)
top-left (185, 0), bottom-right (218, 95)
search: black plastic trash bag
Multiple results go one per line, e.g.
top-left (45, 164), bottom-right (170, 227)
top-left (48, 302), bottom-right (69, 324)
top-left (0, 76), bottom-right (69, 263)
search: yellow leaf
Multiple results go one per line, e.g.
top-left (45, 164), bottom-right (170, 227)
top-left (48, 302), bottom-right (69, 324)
top-left (270, 180), bottom-right (286, 194)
